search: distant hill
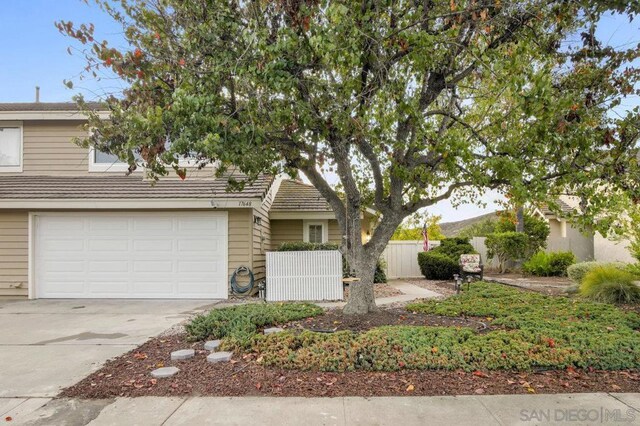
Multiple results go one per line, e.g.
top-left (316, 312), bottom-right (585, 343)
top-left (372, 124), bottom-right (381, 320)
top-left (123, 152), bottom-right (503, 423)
top-left (439, 211), bottom-right (500, 237)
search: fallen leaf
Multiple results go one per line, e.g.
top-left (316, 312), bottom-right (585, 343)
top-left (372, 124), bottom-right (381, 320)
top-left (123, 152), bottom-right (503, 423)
top-left (406, 384), bottom-right (415, 392)
top-left (475, 388), bottom-right (485, 394)
top-left (255, 382), bottom-right (262, 390)
top-left (473, 370), bottom-right (489, 378)
top-left (156, 362), bottom-right (164, 368)
top-left (133, 352), bottom-right (148, 360)
top-left (5, 416), bottom-right (12, 422)
top-left (150, 379), bottom-right (157, 385)
top-left (527, 387), bottom-right (536, 393)
top-left (134, 383), bottom-right (144, 389)
top-left (431, 347), bottom-right (438, 354)
top-left (611, 384), bottom-right (621, 390)
top-left (507, 379), bottom-right (516, 385)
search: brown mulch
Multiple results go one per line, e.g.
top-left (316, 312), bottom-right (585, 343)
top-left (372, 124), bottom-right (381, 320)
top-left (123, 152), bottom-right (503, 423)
top-left (61, 333), bottom-right (640, 399)
top-left (284, 307), bottom-right (492, 333)
top-left (402, 279), bottom-right (457, 297)
top-left (344, 283), bottom-right (403, 300)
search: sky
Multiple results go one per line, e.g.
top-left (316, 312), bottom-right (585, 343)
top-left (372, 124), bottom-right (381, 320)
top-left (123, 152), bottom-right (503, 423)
top-left (1, 1), bottom-right (638, 222)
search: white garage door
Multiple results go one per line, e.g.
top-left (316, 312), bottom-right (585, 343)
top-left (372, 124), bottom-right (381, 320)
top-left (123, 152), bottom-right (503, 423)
top-left (35, 212), bottom-right (228, 299)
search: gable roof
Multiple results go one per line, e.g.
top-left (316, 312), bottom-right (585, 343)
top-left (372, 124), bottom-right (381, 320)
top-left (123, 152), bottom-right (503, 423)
top-left (540, 199), bottom-right (575, 216)
top-left (0, 174), bottom-right (272, 200)
top-left (270, 179), bottom-right (332, 212)
top-left (0, 102), bottom-right (105, 112)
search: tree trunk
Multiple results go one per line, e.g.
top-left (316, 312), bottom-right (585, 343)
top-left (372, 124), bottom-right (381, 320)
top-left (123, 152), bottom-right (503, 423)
top-left (343, 255), bottom-right (377, 315)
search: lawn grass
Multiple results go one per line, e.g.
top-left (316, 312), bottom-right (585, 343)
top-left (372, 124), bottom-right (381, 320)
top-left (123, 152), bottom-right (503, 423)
top-left (250, 283), bottom-right (640, 372)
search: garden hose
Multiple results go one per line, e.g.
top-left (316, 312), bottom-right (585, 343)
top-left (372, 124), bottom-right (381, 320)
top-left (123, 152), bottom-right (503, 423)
top-left (230, 266), bottom-right (255, 295)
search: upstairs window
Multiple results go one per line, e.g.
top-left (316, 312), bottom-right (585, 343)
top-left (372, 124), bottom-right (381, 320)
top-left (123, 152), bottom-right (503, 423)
top-left (0, 122), bottom-right (23, 172)
top-left (88, 147), bottom-right (139, 172)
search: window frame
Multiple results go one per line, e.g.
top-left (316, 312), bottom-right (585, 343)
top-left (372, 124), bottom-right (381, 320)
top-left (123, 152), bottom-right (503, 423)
top-left (0, 121), bottom-right (23, 173)
top-left (88, 146), bottom-right (132, 173)
top-left (303, 219), bottom-right (329, 244)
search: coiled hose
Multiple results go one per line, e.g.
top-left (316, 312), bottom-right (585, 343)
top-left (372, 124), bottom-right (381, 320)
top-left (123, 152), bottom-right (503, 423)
top-left (230, 266), bottom-right (255, 295)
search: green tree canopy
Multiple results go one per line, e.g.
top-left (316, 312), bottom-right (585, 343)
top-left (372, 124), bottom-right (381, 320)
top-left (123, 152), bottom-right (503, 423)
top-left (59, 0), bottom-right (640, 313)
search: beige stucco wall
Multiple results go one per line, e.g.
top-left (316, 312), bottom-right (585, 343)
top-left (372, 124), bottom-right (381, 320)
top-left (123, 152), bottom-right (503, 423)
top-left (593, 233), bottom-right (636, 263)
top-left (0, 209), bottom-right (252, 299)
top-left (546, 219), bottom-right (594, 261)
top-left (0, 212), bottom-right (29, 297)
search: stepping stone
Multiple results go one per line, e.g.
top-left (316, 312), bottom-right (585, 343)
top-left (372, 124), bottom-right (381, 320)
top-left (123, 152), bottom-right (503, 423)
top-left (204, 340), bottom-right (221, 351)
top-left (170, 349), bottom-right (195, 360)
top-left (151, 366), bottom-right (179, 378)
top-left (207, 351), bottom-right (233, 363)
top-left (264, 327), bottom-right (284, 335)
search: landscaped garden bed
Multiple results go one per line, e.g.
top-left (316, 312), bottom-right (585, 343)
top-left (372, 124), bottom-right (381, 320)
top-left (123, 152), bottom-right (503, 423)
top-left (62, 283), bottom-right (640, 398)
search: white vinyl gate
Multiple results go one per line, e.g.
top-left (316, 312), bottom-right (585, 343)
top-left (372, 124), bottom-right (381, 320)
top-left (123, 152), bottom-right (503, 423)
top-left (266, 250), bottom-right (343, 301)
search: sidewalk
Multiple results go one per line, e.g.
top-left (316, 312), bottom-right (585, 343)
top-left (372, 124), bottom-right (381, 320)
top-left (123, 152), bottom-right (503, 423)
top-left (5, 393), bottom-right (638, 425)
top-left (318, 281), bottom-right (441, 308)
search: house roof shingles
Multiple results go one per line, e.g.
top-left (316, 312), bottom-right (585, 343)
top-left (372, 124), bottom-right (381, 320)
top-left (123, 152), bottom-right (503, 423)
top-left (0, 102), bottom-right (105, 112)
top-left (540, 199), bottom-right (575, 216)
top-left (271, 179), bottom-right (332, 212)
top-left (0, 174), bottom-right (272, 199)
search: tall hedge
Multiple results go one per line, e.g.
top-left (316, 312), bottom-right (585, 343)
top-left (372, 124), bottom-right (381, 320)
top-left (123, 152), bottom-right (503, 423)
top-left (417, 237), bottom-right (475, 280)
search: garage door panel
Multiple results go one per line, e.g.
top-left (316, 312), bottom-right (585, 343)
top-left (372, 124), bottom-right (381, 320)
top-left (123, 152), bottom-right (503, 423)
top-left (89, 239), bottom-right (130, 252)
top-left (42, 239), bottom-right (85, 251)
top-left (178, 217), bottom-right (224, 234)
top-left (88, 218), bottom-right (129, 233)
top-left (43, 261), bottom-right (85, 273)
top-left (133, 261), bottom-right (174, 273)
top-left (35, 212), bottom-right (228, 299)
top-left (133, 218), bottom-right (174, 232)
top-left (133, 281), bottom-right (174, 294)
top-left (133, 239), bottom-right (174, 252)
top-left (88, 261), bottom-right (129, 273)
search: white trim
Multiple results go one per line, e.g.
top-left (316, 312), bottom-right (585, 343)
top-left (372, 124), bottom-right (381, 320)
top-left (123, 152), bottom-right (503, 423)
top-left (0, 198), bottom-right (262, 209)
top-left (303, 219), bottom-right (329, 243)
top-left (28, 212), bottom-right (35, 299)
top-left (0, 121), bottom-right (23, 173)
top-left (270, 211), bottom-right (335, 220)
top-left (0, 111), bottom-right (109, 121)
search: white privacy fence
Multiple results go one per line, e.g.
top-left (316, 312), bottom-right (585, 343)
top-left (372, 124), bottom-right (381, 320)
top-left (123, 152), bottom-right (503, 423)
top-left (382, 240), bottom-right (441, 279)
top-left (382, 238), bottom-right (498, 279)
top-left (266, 250), bottom-right (343, 301)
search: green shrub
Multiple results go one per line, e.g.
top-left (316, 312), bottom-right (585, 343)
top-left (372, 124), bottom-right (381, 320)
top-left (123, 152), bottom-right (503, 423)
top-left (185, 302), bottom-right (323, 347)
top-left (580, 267), bottom-right (640, 304)
top-left (523, 251), bottom-right (576, 276)
top-left (277, 242), bottom-right (340, 252)
top-left (418, 251), bottom-right (460, 280)
top-left (566, 261), bottom-right (628, 284)
top-left (432, 237), bottom-right (475, 259)
top-left (624, 263), bottom-right (640, 278)
top-left (495, 213), bottom-right (550, 256)
top-left (277, 241), bottom-right (386, 283)
top-left (485, 232), bottom-right (528, 273)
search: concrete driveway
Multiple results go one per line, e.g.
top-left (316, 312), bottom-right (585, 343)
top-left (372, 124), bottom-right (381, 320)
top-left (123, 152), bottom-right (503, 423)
top-left (0, 299), bottom-right (219, 398)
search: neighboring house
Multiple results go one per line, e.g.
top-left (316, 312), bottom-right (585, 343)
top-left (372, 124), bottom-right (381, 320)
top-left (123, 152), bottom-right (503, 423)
top-left (538, 197), bottom-right (635, 263)
top-left (0, 102), bottom-right (370, 299)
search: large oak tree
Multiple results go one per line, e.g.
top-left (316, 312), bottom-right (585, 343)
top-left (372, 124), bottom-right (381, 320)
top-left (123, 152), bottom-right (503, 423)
top-left (60, 0), bottom-right (639, 313)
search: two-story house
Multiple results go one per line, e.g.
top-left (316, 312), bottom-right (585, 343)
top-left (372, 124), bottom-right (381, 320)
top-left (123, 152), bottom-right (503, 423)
top-left (0, 102), bottom-right (374, 299)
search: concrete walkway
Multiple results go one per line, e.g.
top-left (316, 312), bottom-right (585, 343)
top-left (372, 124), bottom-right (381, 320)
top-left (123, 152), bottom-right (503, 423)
top-left (4, 393), bottom-right (638, 425)
top-left (318, 281), bottom-right (442, 308)
top-left (0, 299), bottom-right (221, 398)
